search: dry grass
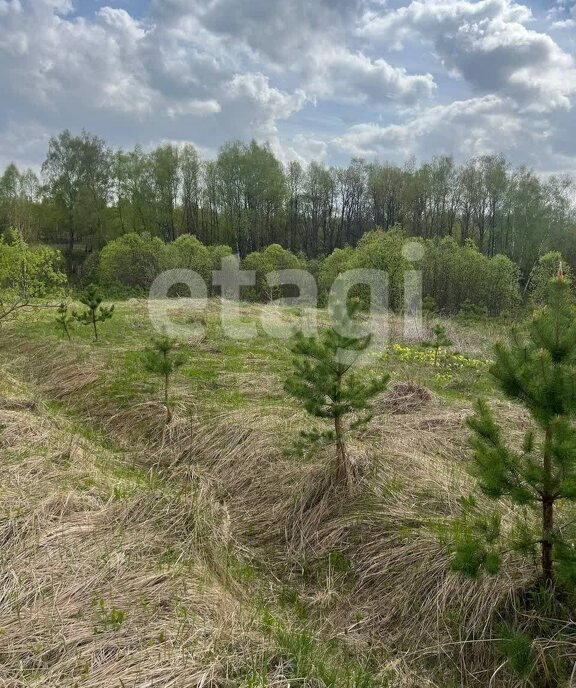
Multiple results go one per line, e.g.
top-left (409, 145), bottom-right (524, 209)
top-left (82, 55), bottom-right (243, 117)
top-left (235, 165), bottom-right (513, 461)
top-left (374, 381), bottom-right (433, 415)
top-left (0, 401), bottom-right (280, 687)
top-left (1, 314), bottom-right (574, 687)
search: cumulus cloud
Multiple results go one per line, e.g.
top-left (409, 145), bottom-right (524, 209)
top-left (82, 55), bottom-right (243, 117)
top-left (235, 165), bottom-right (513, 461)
top-left (336, 97), bottom-right (515, 156)
top-left (149, 0), bottom-right (436, 108)
top-left (334, 94), bottom-right (576, 175)
top-left (0, 0), bottom-right (575, 174)
top-left (0, 0), bottom-right (310, 159)
top-left (189, 0), bottom-right (365, 64)
top-left (307, 48), bottom-right (436, 106)
top-left (360, 0), bottom-right (576, 112)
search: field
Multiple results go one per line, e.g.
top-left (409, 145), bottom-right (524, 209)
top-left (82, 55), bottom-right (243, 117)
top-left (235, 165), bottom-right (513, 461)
top-left (0, 299), bottom-right (573, 687)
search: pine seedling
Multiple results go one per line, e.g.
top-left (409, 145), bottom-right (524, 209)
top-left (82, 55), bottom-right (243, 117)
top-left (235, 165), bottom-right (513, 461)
top-left (422, 295), bottom-right (438, 323)
top-left (72, 285), bottom-right (114, 341)
top-left (462, 272), bottom-right (576, 589)
top-left (143, 334), bottom-right (185, 421)
top-left (55, 302), bottom-right (74, 341)
top-left (423, 323), bottom-right (453, 366)
top-left (284, 298), bottom-right (389, 490)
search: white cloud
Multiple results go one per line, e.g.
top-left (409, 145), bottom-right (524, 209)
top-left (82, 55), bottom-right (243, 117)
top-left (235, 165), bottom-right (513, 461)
top-left (361, 0), bottom-right (576, 112)
top-left (334, 94), bottom-right (576, 175)
top-left (307, 47), bottom-right (436, 106)
top-left (0, 0), bottom-right (311, 161)
top-left (166, 100), bottom-right (222, 118)
top-left (335, 96), bottom-right (515, 158)
top-left (275, 134), bottom-right (329, 166)
top-left (0, 0), bottom-right (574, 176)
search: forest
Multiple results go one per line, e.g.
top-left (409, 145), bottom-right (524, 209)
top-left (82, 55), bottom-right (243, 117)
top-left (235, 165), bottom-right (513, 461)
top-left (2, 129), bottom-right (575, 283)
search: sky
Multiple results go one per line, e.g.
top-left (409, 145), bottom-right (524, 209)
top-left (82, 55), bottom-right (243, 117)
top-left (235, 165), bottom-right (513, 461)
top-left (1, 0), bottom-right (576, 174)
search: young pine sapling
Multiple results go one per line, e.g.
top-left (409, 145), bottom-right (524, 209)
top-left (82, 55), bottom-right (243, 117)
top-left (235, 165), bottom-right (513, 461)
top-left (424, 323), bottom-right (453, 366)
top-left (55, 302), bottom-right (74, 341)
top-left (143, 334), bottom-right (185, 421)
top-left (460, 272), bottom-right (576, 590)
top-left (73, 285), bottom-right (114, 341)
top-left (284, 299), bottom-right (389, 490)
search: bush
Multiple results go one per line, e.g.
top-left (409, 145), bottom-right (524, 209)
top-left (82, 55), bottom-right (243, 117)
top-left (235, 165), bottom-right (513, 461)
top-left (242, 244), bottom-right (305, 301)
top-left (0, 229), bottom-right (66, 320)
top-left (165, 234), bottom-right (212, 283)
top-left (421, 237), bottom-right (520, 315)
top-left (348, 228), bottom-right (409, 312)
top-left (318, 247), bottom-right (355, 306)
top-left (207, 244), bottom-right (234, 271)
top-left (98, 232), bottom-right (166, 291)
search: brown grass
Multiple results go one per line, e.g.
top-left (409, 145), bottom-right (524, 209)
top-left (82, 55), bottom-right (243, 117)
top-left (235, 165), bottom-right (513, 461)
top-left (1, 325), bottom-right (574, 686)
top-left (0, 403), bottom-right (276, 687)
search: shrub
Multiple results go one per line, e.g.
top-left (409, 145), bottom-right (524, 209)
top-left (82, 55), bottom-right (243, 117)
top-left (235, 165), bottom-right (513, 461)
top-left (0, 229), bottom-right (66, 322)
top-left (318, 247), bottom-right (355, 306)
top-left (421, 237), bottom-right (520, 315)
top-left (242, 244), bottom-right (305, 301)
top-left (98, 232), bottom-right (166, 291)
top-left (207, 244), bottom-right (234, 270)
top-left (165, 234), bottom-right (212, 283)
top-left (347, 228), bottom-right (409, 312)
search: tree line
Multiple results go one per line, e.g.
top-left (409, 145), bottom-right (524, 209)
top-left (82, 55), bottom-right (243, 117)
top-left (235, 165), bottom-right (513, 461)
top-left (1, 130), bottom-right (575, 280)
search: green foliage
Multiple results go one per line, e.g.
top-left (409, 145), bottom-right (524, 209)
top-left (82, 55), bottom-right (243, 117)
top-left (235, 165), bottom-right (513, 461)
top-left (421, 237), bottom-right (520, 315)
top-left (207, 244), bottom-right (233, 270)
top-left (262, 611), bottom-right (386, 688)
top-left (455, 300), bottom-right (489, 323)
top-left (528, 251), bottom-right (572, 305)
top-left (497, 628), bottom-right (536, 679)
top-left (92, 598), bottom-right (125, 634)
top-left (142, 334), bottom-right (185, 407)
top-left (216, 140), bottom-right (288, 256)
top-left (42, 130), bottom-right (112, 268)
top-left (285, 299), bottom-right (389, 487)
top-left (98, 232), bottom-right (166, 290)
top-left (242, 244), bottom-right (305, 301)
top-left (55, 302), bottom-right (73, 341)
top-left (348, 228), bottom-right (409, 312)
top-left (439, 496), bottom-right (501, 578)
top-left (422, 295), bottom-right (438, 320)
top-left (73, 284), bottom-right (114, 340)
top-left (5, 129), bottom-right (575, 281)
top-left (165, 234), bottom-right (212, 284)
top-left (318, 247), bottom-right (355, 306)
top-left (422, 323), bottom-right (453, 366)
top-left (0, 164), bottom-right (40, 240)
top-left (0, 229), bottom-right (66, 321)
top-left (466, 275), bottom-right (576, 588)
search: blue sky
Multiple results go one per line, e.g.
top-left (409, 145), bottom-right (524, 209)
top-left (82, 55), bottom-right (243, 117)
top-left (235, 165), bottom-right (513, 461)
top-left (1, 0), bottom-right (575, 173)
